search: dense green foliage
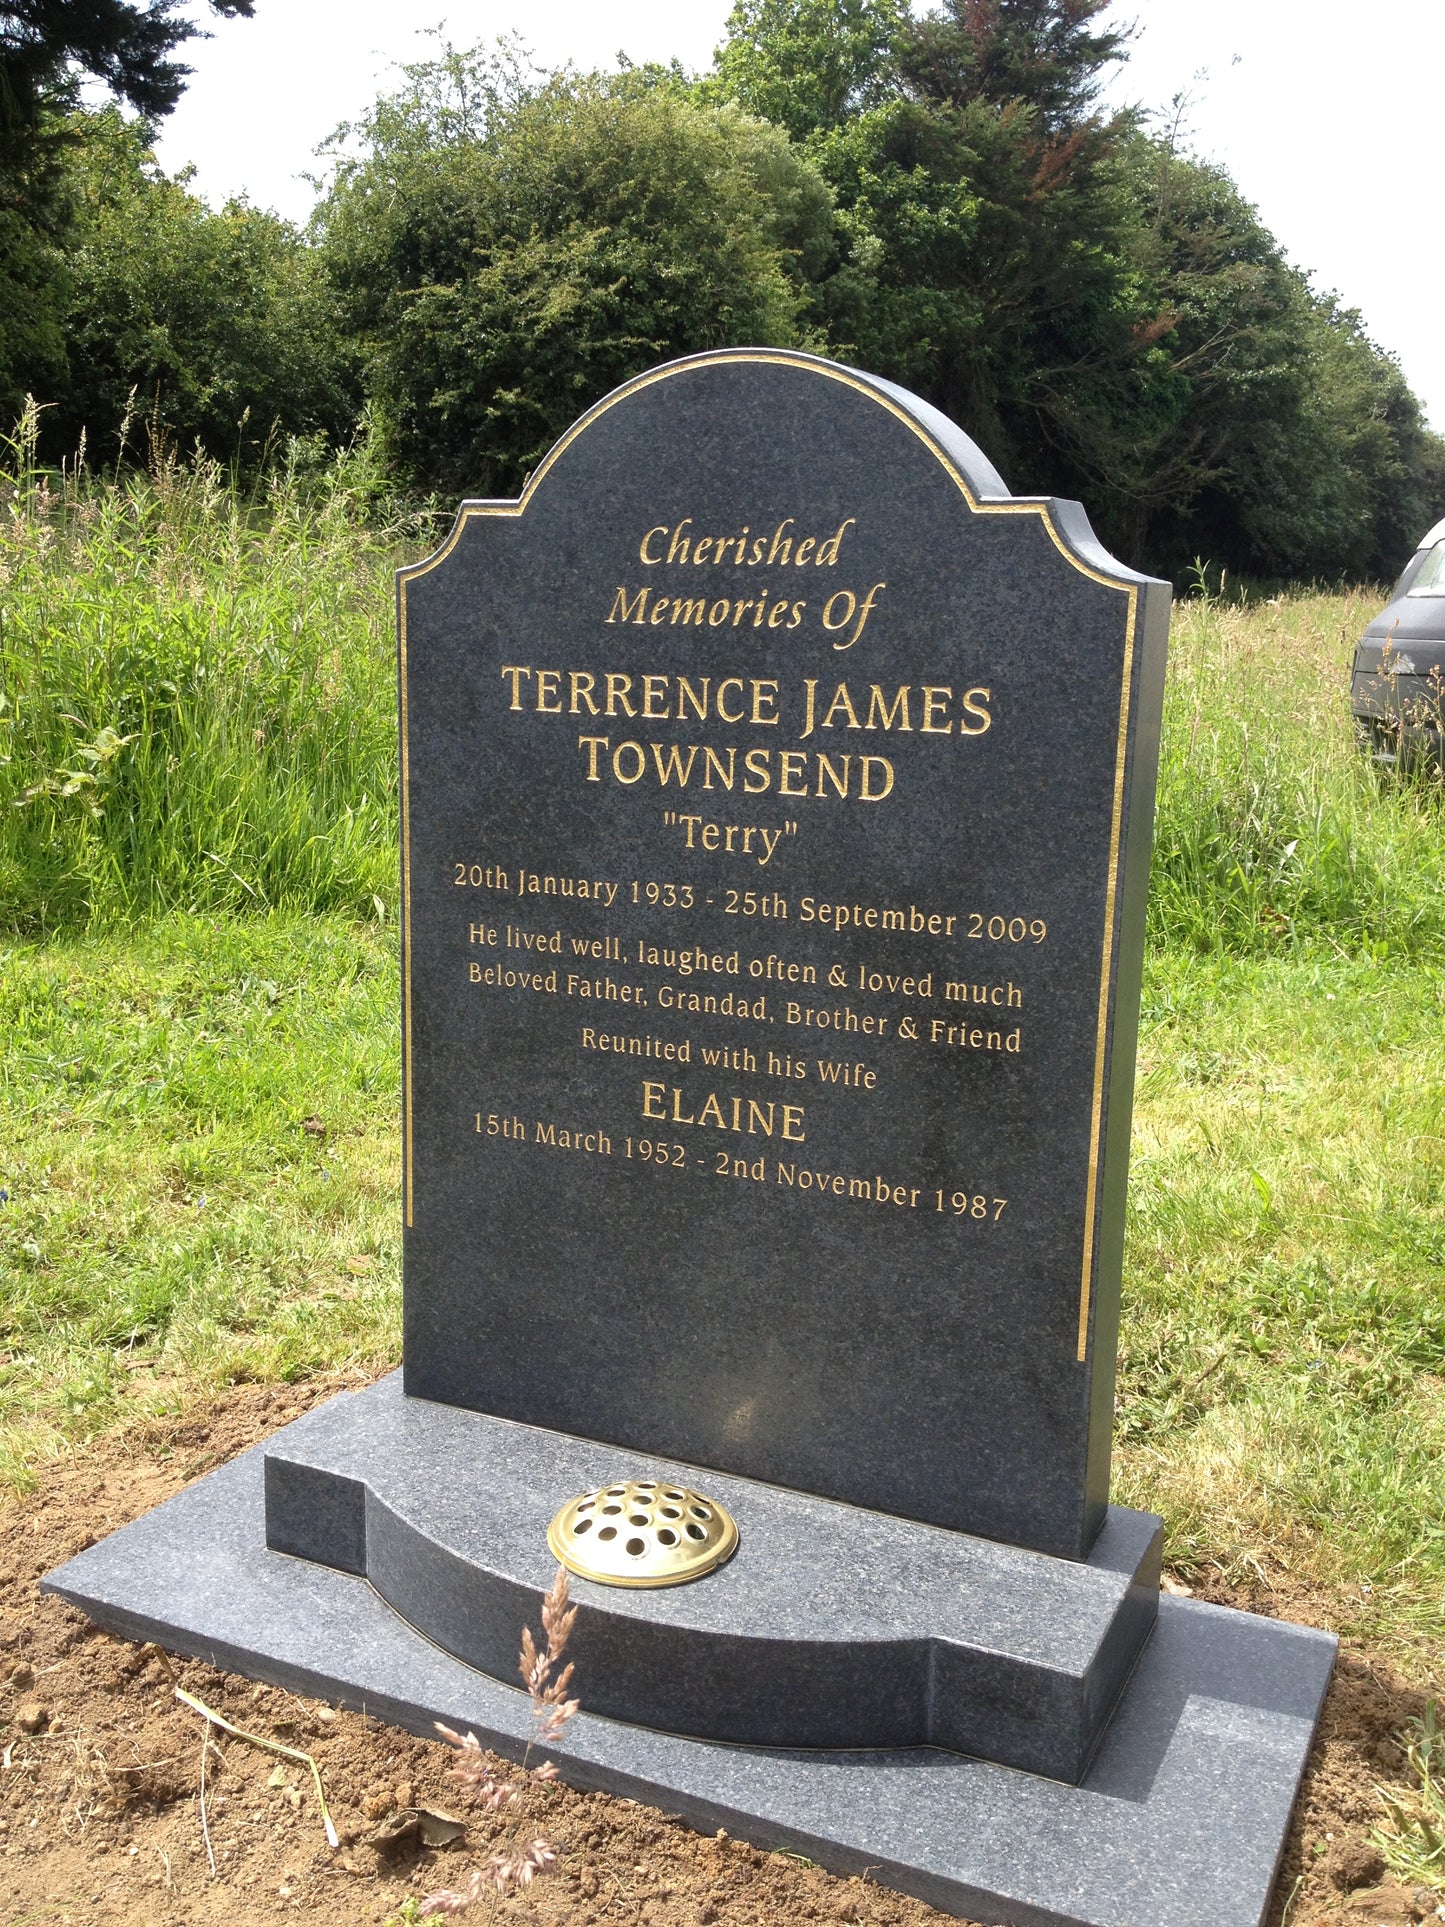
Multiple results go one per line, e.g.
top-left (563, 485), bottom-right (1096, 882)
top-left (318, 49), bottom-right (830, 498)
top-left (709, 0), bottom-right (1442, 578)
top-left (49, 110), bottom-right (352, 466)
top-left (0, 0), bottom-right (255, 421)
top-left (2, 0), bottom-right (1442, 578)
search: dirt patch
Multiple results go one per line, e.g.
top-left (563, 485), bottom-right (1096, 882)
top-left (0, 1383), bottom-right (1436, 1927)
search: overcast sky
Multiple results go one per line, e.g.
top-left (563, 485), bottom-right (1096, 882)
top-left (151, 0), bottom-right (1442, 436)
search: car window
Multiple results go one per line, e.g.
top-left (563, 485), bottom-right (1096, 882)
top-left (1407, 540), bottom-right (1445, 596)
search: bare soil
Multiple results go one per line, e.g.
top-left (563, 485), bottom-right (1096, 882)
top-left (0, 1381), bottom-right (1437, 1927)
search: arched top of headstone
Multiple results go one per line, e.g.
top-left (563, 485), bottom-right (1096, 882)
top-left (402, 348), bottom-right (1157, 600)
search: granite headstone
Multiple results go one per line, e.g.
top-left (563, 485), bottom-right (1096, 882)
top-left (399, 346), bottom-right (1167, 1561)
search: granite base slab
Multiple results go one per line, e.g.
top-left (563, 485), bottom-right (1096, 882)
top-left (260, 1375), bottom-right (1159, 1782)
top-left (43, 1400), bottom-right (1336, 1927)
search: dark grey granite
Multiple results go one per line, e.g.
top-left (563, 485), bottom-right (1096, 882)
top-left (261, 1374), bottom-right (1160, 1782)
top-left (398, 348), bottom-right (1171, 1560)
top-left (43, 1422), bottom-right (1336, 1927)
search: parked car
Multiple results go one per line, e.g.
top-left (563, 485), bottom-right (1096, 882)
top-left (1351, 515), bottom-right (1445, 767)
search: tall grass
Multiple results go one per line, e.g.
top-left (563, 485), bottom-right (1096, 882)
top-left (1150, 587), bottom-right (1445, 958)
top-left (0, 407), bottom-right (407, 928)
top-left (3, 422), bottom-right (1441, 955)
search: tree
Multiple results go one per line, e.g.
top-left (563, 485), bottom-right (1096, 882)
top-left (1, 0), bottom-right (255, 422)
top-left (1106, 135), bottom-right (1445, 579)
top-left (47, 109), bottom-right (353, 466)
top-left (900, 0), bottom-right (1129, 129)
top-left (1, 0), bottom-right (253, 154)
top-left (713, 0), bottom-right (1154, 506)
top-left (709, 0), bottom-right (1444, 578)
top-left (707, 0), bottom-right (907, 141)
top-left (317, 49), bottom-right (835, 498)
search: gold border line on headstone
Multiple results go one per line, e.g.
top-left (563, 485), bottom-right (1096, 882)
top-left (396, 577), bottom-right (415, 1228)
top-left (396, 349), bottom-right (1140, 1364)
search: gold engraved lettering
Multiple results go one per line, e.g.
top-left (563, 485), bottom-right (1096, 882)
top-left (743, 748), bottom-right (772, 792)
top-left (778, 751), bottom-right (808, 797)
top-left (814, 1058), bottom-right (877, 1088)
top-left (944, 980), bottom-right (1023, 1007)
top-left (582, 1027), bottom-right (692, 1063)
top-left (565, 972), bottom-right (644, 1003)
top-left (569, 670), bottom-right (600, 715)
top-left (816, 519), bottom-right (855, 564)
top-left (776, 1163), bottom-right (918, 1206)
top-left (866, 685), bottom-right (911, 731)
top-left (607, 586), bottom-right (648, 625)
top-left (640, 1082), bottom-right (805, 1141)
top-left (859, 755), bottom-right (894, 800)
top-left (750, 680), bottom-right (780, 725)
top-left (651, 743), bottom-right (698, 786)
top-left (784, 1000), bottom-right (889, 1037)
top-left (500, 665), bottom-right (531, 708)
top-left (821, 582), bottom-right (886, 649)
top-left (816, 753), bottom-right (850, 799)
top-left (677, 676), bottom-right (710, 721)
top-left (921, 687), bottom-right (953, 733)
top-left (535, 1121), bottom-right (613, 1155)
top-left (798, 896), bottom-right (957, 936)
top-left (666, 520), bottom-right (692, 563)
top-left (928, 1020), bottom-right (1023, 1052)
top-left (611, 742), bottom-right (646, 784)
top-left (702, 746), bottom-right (736, 790)
top-left (821, 683), bottom-right (861, 730)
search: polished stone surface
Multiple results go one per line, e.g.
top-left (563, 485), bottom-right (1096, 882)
top-left (399, 348), bottom-right (1172, 1559)
top-left (44, 1430), bottom-right (1335, 1927)
top-left (262, 1375), bottom-right (1160, 1781)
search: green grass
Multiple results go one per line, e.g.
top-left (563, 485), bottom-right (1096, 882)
top-left (1151, 587), bottom-right (1445, 956)
top-left (0, 915), bottom-right (400, 1483)
top-left (2, 445), bottom-right (1444, 1653)
top-left (0, 409), bottom-right (404, 927)
top-left (1117, 946), bottom-right (1445, 1646)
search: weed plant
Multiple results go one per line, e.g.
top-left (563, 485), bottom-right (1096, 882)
top-left (0, 407), bottom-right (409, 928)
top-left (1375, 1701), bottom-right (1445, 1888)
